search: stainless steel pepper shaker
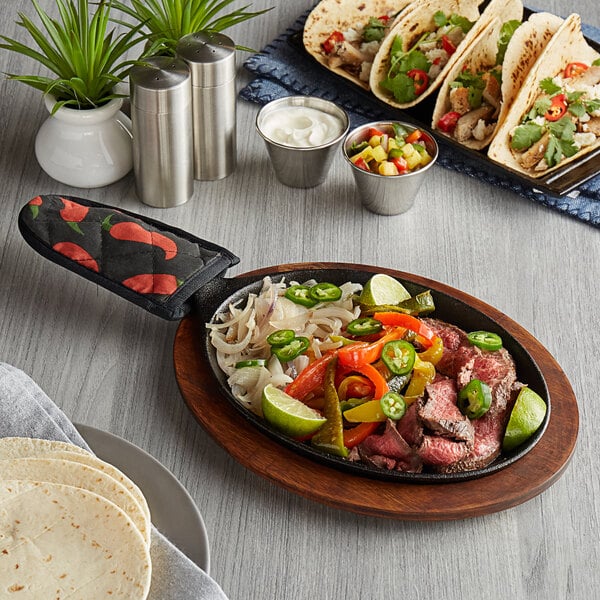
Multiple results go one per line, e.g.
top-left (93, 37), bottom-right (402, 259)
top-left (176, 31), bottom-right (236, 180)
top-left (129, 56), bottom-right (193, 207)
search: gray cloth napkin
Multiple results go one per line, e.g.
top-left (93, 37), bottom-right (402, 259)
top-left (0, 362), bottom-right (229, 600)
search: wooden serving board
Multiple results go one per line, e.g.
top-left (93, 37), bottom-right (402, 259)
top-left (174, 264), bottom-right (578, 520)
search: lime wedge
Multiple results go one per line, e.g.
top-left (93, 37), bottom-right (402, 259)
top-left (502, 387), bottom-right (547, 452)
top-left (359, 274), bottom-right (411, 307)
top-left (262, 384), bottom-right (326, 438)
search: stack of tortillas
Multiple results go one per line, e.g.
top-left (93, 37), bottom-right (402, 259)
top-left (0, 437), bottom-right (152, 598)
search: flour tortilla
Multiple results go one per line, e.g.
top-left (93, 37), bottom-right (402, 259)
top-left (370, 0), bottom-right (513, 108)
top-left (0, 480), bottom-right (151, 599)
top-left (0, 436), bottom-right (91, 458)
top-left (303, 0), bottom-right (415, 89)
top-left (0, 457), bottom-right (150, 547)
top-left (432, 9), bottom-right (564, 149)
top-left (0, 437), bottom-right (150, 525)
top-left (488, 13), bottom-right (600, 177)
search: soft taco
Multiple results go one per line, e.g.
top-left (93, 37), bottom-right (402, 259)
top-left (431, 9), bottom-right (564, 149)
top-left (303, 0), bottom-right (415, 90)
top-left (369, 0), bottom-right (516, 109)
top-left (488, 14), bottom-right (600, 178)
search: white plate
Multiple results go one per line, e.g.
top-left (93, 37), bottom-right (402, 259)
top-left (75, 423), bottom-right (210, 573)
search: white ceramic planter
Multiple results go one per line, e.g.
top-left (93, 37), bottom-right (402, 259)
top-left (35, 95), bottom-right (133, 188)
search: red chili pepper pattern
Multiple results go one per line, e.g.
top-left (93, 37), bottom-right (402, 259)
top-left (53, 242), bottom-right (99, 273)
top-left (122, 274), bottom-right (181, 295)
top-left (102, 215), bottom-right (178, 260)
top-left (28, 196), bottom-right (43, 219)
top-left (60, 198), bottom-right (89, 235)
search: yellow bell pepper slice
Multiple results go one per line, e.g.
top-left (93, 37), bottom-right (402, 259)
top-left (343, 399), bottom-right (387, 423)
top-left (418, 335), bottom-right (443, 366)
top-left (404, 356), bottom-right (436, 404)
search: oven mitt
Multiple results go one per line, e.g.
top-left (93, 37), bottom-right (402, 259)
top-left (18, 195), bottom-right (240, 320)
top-left (0, 362), bottom-right (229, 600)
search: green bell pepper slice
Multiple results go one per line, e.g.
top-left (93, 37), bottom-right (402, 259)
top-left (311, 356), bottom-right (349, 457)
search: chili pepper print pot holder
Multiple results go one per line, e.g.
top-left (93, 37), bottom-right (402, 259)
top-left (18, 195), bottom-right (239, 320)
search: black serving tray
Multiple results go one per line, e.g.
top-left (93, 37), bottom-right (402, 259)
top-left (289, 8), bottom-right (600, 196)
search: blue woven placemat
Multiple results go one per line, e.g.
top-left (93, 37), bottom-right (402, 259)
top-left (240, 7), bottom-right (600, 228)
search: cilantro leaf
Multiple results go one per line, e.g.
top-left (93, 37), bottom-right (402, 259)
top-left (380, 72), bottom-right (418, 103)
top-left (433, 11), bottom-right (447, 28)
top-left (547, 116), bottom-right (576, 141)
top-left (531, 97), bottom-right (551, 118)
top-left (593, 58), bottom-right (600, 66)
top-left (363, 17), bottom-right (387, 42)
top-left (544, 135), bottom-right (562, 168)
top-left (496, 20), bottom-right (521, 65)
top-left (568, 101), bottom-right (586, 118)
top-left (511, 122), bottom-right (543, 150)
top-left (585, 98), bottom-right (600, 113)
top-left (449, 14), bottom-right (475, 33)
top-left (539, 77), bottom-right (561, 96)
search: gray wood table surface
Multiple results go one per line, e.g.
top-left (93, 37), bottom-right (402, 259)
top-left (1, 1), bottom-right (598, 598)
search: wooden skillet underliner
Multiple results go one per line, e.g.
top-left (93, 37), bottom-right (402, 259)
top-left (174, 263), bottom-right (578, 520)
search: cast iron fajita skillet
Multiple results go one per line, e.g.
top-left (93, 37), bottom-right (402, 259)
top-left (18, 195), bottom-right (575, 490)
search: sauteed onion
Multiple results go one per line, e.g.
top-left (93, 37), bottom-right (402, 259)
top-left (207, 276), bottom-right (361, 413)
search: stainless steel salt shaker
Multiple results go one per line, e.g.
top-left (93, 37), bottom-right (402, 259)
top-left (129, 56), bottom-right (193, 207)
top-left (176, 31), bottom-right (236, 180)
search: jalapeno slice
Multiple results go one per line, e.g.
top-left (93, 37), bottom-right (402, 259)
top-left (346, 317), bottom-right (383, 336)
top-left (308, 282), bottom-right (342, 302)
top-left (381, 340), bottom-right (416, 376)
top-left (285, 285), bottom-right (317, 307)
top-left (467, 331), bottom-right (503, 351)
top-left (235, 359), bottom-right (267, 368)
top-left (380, 392), bottom-right (406, 420)
top-left (267, 329), bottom-right (296, 347)
top-left (457, 379), bottom-right (492, 419)
top-left (272, 336), bottom-right (310, 362)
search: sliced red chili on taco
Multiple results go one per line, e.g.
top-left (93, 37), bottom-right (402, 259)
top-left (431, 8), bottom-right (563, 150)
top-left (488, 13), bottom-right (600, 177)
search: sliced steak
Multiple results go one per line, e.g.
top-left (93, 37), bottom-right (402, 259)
top-left (396, 401), bottom-right (423, 446)
top-left (421, 318), bottom-right (469, 378)
top-left (417, 435), bottom-right (471, 468)
top-left (420, 318), bottom-right (523, 472)
top-left (419, 376), bottom-right (475, 444)
top-left (357, 420), bottom-right (423, 473)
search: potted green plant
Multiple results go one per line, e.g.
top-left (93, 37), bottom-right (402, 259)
top-left (0, 0), bottom-right (145, 187)
top-left (112, 0), bottom-right (271, 56)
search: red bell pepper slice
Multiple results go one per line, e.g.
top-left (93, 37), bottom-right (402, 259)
top-left (354, 156), bottom-right (370, 172)
top-left (391, 156), bottom-right (408, 173)
top-left (441, 34), bottom-right (456, 56)
top-left (322, 31), bottom-right (344, 54)
top-left (373, 313), bottom-right (436, 348)
top-left (367, 127), bottom-right (385, 138)
top-left (405, 129), bottom-right (423, 144)
top-left (353, 363), bottom-right (389, 399)
top-left (437, 111), bottom-right (461, 133)
top-left (407, 69), bottom-right (429, 96)
top-left (343, 421), bottom-right (379, 448)
top-left (544, 94), bottom-right (567, 122)
top-left (563, 62), bottom-right (588, 78)
top-left (337, 327), bottom-right (405, 368)
top-left (285, 351), bottom-right (337, 400)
